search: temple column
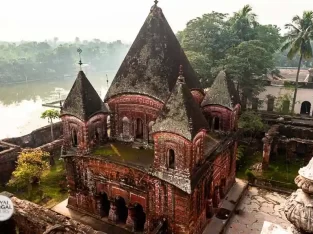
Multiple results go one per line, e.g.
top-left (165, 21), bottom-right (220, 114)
top-left (126, 205), bottom-right (136, 231)
top-left (262, 135), bottom-right (272, 170)
top-left (206, 198), bottom-right (213, 218)
top-left (108, 201), bottom-right (118, 223)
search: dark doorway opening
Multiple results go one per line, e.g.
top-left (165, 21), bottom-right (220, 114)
top-left (136, 118), bottom-right (144, 139)
top-left (115, 196), bottom-right (128, 223)
top-left (95, 128), bottom-right (100, 141)
top-left (214, 117), bottom-right (220, 130)
top-left (133, 203), bottom-right (146, 232)
top-left (100, 192), bottom-right (110, 217)
top-left (72, 129), bottom-right (78, 147)
top-left (300, 101), bottom-right (311, 115)
top-left (168, 149), bottom-right (175, 169)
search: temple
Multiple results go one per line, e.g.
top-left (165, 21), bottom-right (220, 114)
top-left (60, 2), bottom-right (240, 233)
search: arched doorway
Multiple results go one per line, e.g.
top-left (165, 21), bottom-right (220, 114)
top-left (300, 101), bottom-right (311, 115)
top-left (100, 192), bottom-right (110, 217)
top-left (115, 196), bottom-right (128, 223)
top-left (133, 203), bottom-right (146, 232)
top-left (71, 129), bottom-right (78, 147)
top-left (136, 118), bottom-right (144, 139)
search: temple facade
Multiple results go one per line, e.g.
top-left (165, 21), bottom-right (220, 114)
top-left (60, 2), bottom-right (240, 234)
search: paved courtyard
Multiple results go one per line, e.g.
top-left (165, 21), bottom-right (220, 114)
top-left (225, 187), bottom-right (290, 234)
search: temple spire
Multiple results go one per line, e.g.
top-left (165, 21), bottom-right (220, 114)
top-left (154, 0), bottom-right (158, 5)
top-left (77, 48), bottom-right (83, 71)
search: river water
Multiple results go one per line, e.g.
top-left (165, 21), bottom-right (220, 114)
top-left (0, 71), bottom-right (115, 139)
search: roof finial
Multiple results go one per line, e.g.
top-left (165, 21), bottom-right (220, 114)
top-left (178, 65), bottom-right (185, 83)
top-left (154, 0), bottom-right (158, 5)
top-left (106, 74), bottom-right (109, 87)
top-left (77, 48), bottom-right (83, 71)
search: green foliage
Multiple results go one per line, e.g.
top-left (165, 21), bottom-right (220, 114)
top-left (0, 40), bottom-right (129, 84)
top-left (239, 111), bottom-right (265, 132)
top-left (7, 149), bottom-right (50, 195)
top-left (281, 11), bottom-right (313, 113)
top-left (274, 89), bottom-right (294, 114)
top-left (178, 5), bottom-right (281, 99)
top-left (236, 145), bottom-right (246, 162)
top-left (245, 169), bottom-right (256, 182)
top-left (41, 109), bottom-right (60, 123)
top-left (223, 40), bottom-right (273, 98)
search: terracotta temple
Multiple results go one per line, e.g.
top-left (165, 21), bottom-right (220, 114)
top-left (60, 2), bottom-right (240, 233)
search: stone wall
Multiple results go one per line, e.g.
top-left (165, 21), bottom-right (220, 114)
top-left (0, 122), bottom-right (63, 185)
top-left (0, 141), bottom-right (21, 185)
top-left (0, 191), bottom-right (104, 234)
top-left (2, 121), bottom-right (63, 148)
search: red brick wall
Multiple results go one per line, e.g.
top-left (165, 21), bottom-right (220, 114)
top-left (153, 132), bottom-right (192, 175)
top-left (107, 94), bottom-right (163, 142)
top-left (191, 90), bottom-right (204, 105)
top-left (62, 113), bottom-right (107, 150)
top-left (202, 105), bottom-right (233, 131)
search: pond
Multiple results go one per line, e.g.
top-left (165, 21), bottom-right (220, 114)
top-left (0, 71), bottom-right (115, 139)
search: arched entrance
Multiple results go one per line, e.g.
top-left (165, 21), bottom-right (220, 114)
top-left (136, 118), bottom-right (144, 139)
top-left (300, 101), bottom-right (311, 115)
top-left (133, 203), bottom-right (146, 232)
top-left (100, 192), bottom-right (110, 217)
top-left (71, 129), bottom-right (78, 147)
top-left (116, 196), bottom-right (128, 223)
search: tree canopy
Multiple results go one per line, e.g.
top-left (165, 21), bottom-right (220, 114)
top-left (281, 11), bottom-right (313, 113)
top-left (178, 5), bottom-right (282, 99)
top-left (0, 39), bottom-right (129, 84)
top-left (7, 149), bottom-right (50, 194)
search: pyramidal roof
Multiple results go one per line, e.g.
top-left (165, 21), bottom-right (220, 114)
top-left (152, 73), bottom-right (208, 140)
top-left (61, 71), bottom-right (109, 121)
top-left (105, 3), bottom-right (202, 103)
top-left (201, 71), bottom-right (239, 109)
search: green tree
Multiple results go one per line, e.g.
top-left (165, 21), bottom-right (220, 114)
top-left (7, 149), bottom-right (50, 197)
top-left (281, 11), bottom-right (313, 113)
top-left (239, 111), bottom-right (266, 143)
top-left (229, 5), bottom-right (257, 41)
top-left (41, 109), bottom-right (60, 141)
top-left (223, 40), bottom-right (274, 99)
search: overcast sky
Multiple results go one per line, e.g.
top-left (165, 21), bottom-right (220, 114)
top-left (1, 0), bottom-right (312, 43)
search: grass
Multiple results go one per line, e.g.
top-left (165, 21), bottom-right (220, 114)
top-left (237, 146), bottom-right (304, 188)
top-left (2, 158), bottom-right (68, 208)
top-left (93, 142), bottom-right (154, 167)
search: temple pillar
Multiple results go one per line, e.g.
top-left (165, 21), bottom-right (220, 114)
top-left (108, 201), bottom-right (118, 223)
top-left (126, 205), bottom-right (136, 231)
top-left (262, 135), bottom-right (272, 170)
top-left (206, 199), bottom-right (214, 218)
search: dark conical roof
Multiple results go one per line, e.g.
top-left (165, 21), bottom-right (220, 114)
top-left (61, 71), bottom-right (109, 121)
top-left (201, 71), bottom-right (239, 109)
top-left (105, 4), bottom-right (202, 103)
top-left (152, 77), bottom-right (208, 140)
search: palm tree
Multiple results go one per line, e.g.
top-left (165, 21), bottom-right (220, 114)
top-left (281, 11), bottom-right (313, 114)
top-left (41, 109), bottom-right (60, 141)
top-left (41, 109), bottom-right (60, 166)
top-left (231, 5), bottom-right (257, 41)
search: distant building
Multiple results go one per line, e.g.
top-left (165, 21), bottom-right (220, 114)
top-left (60, 2), bottom-right (240, 233)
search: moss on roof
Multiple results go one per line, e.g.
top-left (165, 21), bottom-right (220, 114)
top-left (61, 71), bottom-right (109, 121)
top-left (105, 5), bottom-right (202, 103)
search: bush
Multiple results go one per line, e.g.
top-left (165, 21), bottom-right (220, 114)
top-left (245, 169), bottom-right (256, 183)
